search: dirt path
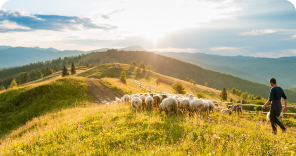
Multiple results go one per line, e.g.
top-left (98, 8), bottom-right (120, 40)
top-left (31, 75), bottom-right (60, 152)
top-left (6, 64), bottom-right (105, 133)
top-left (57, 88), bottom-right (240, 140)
top-left (87, 79), bottom-right (123, 104)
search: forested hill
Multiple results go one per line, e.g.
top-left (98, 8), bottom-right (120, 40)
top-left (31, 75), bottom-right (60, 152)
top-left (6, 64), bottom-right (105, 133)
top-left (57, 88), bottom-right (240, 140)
top-left (108, 50), bottom-right (296, 102)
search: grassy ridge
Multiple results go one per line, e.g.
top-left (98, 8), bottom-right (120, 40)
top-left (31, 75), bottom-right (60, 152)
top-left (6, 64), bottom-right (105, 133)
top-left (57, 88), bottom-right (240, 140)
top-left (78, 63), bottom-right (241, 101)
top-left (1, 103), bottom-right (296, 155)
top-left (0, 77), bottom-right (91, 136)
top-left (108, 51), bottom-right (296, 103)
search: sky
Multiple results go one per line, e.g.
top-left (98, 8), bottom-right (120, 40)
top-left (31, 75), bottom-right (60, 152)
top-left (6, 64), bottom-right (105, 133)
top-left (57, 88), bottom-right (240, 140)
top-left (0, 0), bottom-right (296, 57)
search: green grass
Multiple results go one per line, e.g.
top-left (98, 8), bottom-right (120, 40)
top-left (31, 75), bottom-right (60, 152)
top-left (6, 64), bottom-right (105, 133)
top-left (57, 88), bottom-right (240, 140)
top-left (0, 77), bottom-right (91, 136)
top-left (1, 103), bottom-right (296, 155)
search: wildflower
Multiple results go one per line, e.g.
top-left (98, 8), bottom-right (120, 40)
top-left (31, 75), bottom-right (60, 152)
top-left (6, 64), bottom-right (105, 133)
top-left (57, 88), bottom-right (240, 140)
top-left (165, 135), bottom-right (167, 137)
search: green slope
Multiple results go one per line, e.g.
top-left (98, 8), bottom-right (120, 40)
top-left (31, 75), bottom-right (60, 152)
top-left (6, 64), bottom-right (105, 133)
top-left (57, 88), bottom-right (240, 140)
top-left (108, 51), bottom-right (296, 103)
top-left (0, 77), bottom-right (91, 136)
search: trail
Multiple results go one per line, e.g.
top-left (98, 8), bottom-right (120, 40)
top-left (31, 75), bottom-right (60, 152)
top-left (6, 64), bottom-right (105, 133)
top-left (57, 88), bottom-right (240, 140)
top-left (87, 79), bottom-right (123, 104)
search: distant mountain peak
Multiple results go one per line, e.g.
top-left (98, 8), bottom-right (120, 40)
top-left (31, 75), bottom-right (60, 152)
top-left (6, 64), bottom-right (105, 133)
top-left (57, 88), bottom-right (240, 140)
top-left (119, 46), bottom-right (146, 51)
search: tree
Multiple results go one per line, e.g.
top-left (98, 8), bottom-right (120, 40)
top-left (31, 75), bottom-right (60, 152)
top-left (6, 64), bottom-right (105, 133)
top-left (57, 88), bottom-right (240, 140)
top-left (231, 88), bottom-right (236, 94)
top-left (9, 79), bottom-right (17, 88)
top-left (130, 61), bottom-right (133, 65)
top-left (19, 72), bottom-right (30, 84)
top-left (196, 92), bottom-right (205, 99)
top-left (120, 71), bottom-right (127, 84)
top-left (220, 87), bottom-right (227, 101)
top-left (54, 65), bottom-right (60, 72)
top-left (87, 63), bottom-right (89, 67)
top-left (186, 77), bottom-right (189, 82)
top-left (156, 79), bottom-right (159, 86)
top-left (255, 95), bottom-right (262, 100)
top-left (71, 62), bottom-right (76, 75)
top-left (62, 66), bottom-right (68, 77)
top-left (133, 61), bottom-right (137, 66)
top-left (30, 70), bottom-right (37, 81)
top-left (0, 85), bottom-right (5, 91)
top-left (147, 64), bottom-right (152, 70)
top-left (78, 54), bottom-right (81, 60)
top-left (121, 60), bottom-right (123, 63)
top-left (36, 71), bottom-right (43, 80)
top-left (205, 82), bottom-right (208, 87)
top-left (172, 81), bottom-right (186, 94)
top-left (139, 61), bottom-right (144, 68)
top-left (45, 67), bottom-right (53, 76)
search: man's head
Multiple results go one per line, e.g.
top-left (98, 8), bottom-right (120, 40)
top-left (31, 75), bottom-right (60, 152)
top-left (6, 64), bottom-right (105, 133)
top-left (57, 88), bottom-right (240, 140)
top-left (269, 78), bottom-right (276, 87)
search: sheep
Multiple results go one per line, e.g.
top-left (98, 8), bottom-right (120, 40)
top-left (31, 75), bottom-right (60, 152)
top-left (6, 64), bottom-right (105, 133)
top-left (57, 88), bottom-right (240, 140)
top-left (159, 97), bottom-right (178, 115)
top-left (220, 109), bottom-right (232, 116)
top-left (122, 94), bottom-right (130, 102)
top-left (266, 112), bottom-right (283, 122)
top-left (115, 97), bottom-right (121, 103)
top-left (153, 95), bottom-right (161, 107)
top-left (179, 98), bottom-right (190, 111)
top-left (188, 95), bottom-right (204, 117)
top-left (228, 104), bottom-right (242, 115)
top-left (145, 96), bottom-right (154, 110)
top-left (202, 100), bottom-right (210, 117)
top-left (144, 93), bottom-right (150, 97)
top-left (131, 97), bottom-right (142, 111)
top-left (139, 95), bottom-right (146, 110)
top-left (206, 100), bottom-right (215, 114)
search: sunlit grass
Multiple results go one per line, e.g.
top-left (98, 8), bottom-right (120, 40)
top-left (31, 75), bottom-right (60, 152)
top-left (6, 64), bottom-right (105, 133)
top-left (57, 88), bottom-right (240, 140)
top-left (1, 103), bottom-right (296, 155)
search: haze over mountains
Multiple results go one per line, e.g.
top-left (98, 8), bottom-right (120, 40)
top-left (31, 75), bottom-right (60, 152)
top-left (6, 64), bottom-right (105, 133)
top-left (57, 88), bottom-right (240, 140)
top-left (1, 45), bottom-right (296, 89)
top-left (0, 46), bottom-right (145, 68)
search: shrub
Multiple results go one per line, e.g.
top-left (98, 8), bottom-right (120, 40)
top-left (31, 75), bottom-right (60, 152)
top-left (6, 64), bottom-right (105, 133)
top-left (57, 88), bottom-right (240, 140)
top-left (254, 106), bottom-right (262, 112)
top-left (196, 92), bottom-right (205, 99)
top-left (172, 81), bottom-right (186, 94)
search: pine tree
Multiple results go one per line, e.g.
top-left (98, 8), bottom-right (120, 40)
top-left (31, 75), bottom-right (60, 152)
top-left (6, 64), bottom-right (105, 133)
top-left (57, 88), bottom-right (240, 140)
top-left (130, 61), bottom-right (133, 65)
top-left (87, 63), bottom-right (89, 67)
top-left (220, 87), bottom-right (227, 101)
top-left (36, 71), bottom-right (43, 80)
top-left (205, 82), bottom-right (208, 87)
top-left (156, 79), bottom-right (159, 86)
top-left (0, 85), bottom-right (5, 91)
top-left (79, 55), bottom-right (81, 60)
top-left (30, 70), bottom-right (37, 81)
top-left (19, 72), bottom-right (30, 84)
top-left (147, 64), bottom-right (152, 70)
top-left (71, 62), bottom-right (76, 75)
top-left (186, 77), bottom-right (189, 82)
top-left (45, 67), bottom-right (53, 76)
top-left (172, 81), bottom-right (186, 94)
top-left (62, 66), bottom-right (68, 77)
top-left (119, 71), bottom-right (127, 84)
top-left (9, 79), bottom-right (17, 88)
top-left (121, 60), bottom-right (123, 63)
top-left (133, 61), bottom-right (137, 66)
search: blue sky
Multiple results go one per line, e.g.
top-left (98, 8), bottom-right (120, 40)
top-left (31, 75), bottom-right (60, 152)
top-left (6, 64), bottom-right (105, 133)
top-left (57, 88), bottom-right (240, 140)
top-left (0, 0), bottom-right (296, 57)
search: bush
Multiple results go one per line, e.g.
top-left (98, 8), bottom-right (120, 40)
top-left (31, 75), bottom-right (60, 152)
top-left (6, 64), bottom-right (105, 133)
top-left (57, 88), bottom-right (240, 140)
top-left (196, 92), bottom-right (205, 99)
top-left (172, 81), bottom-right (186, 94)
top-left (119, 71), bottom-right (127, 84)
top-left (254, 106), bottom-right (262, 112)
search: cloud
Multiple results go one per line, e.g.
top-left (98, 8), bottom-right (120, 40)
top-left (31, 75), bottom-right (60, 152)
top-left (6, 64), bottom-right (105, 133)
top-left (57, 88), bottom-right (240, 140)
top-left (150, 47), bottom-right (199, 53)
top-left (209, 46), bottom-right (244, 51)
top-left (0, 20), bottom-right (30, 31)
top-left (0, 9), bottom-right (118, 32)
top-left (251, 50), bottom-right (296, 58)
top-left (101, 9), bottom-right (125, 19)
top-left (240, 29), bottom-right (296, 36)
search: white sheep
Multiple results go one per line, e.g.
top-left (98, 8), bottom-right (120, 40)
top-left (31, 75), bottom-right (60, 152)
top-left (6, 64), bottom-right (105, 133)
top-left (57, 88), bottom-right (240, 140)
top-left (115, 97), bottom-right (121, 103)
top-left (159, 97), bottom-right (178, 115)
top-left (220, 109), bottom-right (232, 116)
top-left (206, 100), bottom-right (214, 114)
top-left (131, 97), bottom-right (142, 111)
top-left (266, 112), bottom-right (283, 122)
top-left (145, 96), bottom-right (154, 110)
top-left (139, 95), bottom-right (146, 109)
top-left (202, 100), bottom-right (210, 117)
top-left (188, 95), bottom-right (204, 117)
top-left (179, 98), bottom-right (190, 111)
top-left (122, 94), bottom-right (130, 102)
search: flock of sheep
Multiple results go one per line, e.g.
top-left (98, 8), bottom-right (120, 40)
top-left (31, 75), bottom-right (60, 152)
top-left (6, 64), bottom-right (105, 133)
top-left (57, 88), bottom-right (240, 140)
top-left (114, 93), bottom-right (243, 117)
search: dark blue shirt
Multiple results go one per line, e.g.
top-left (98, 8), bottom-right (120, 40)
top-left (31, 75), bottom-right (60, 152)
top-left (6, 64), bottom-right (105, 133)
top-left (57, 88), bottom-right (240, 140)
top-left (269, 87), bottom-right (287, 102)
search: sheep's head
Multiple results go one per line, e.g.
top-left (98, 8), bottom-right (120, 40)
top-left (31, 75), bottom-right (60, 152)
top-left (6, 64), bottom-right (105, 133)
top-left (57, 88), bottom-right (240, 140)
top-left (188, 94), bottom-right (194, 99)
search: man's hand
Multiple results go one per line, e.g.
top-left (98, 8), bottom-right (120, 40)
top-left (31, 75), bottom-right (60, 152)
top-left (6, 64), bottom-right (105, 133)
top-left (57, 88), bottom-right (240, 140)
top-left (261, 105), bottom-right (266, 110)
top-left (284, 106), bottom-right (288, 112)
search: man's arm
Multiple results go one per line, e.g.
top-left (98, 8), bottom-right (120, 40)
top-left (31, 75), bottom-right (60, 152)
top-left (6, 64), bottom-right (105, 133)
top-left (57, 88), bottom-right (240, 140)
top-left (284, 99), bottom-right (288, 112)
top-left (262, 100), bottom-right (271, 110)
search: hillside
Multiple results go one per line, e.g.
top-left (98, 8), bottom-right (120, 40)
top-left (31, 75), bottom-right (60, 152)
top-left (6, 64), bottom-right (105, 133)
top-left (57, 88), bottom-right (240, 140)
top-left (77, 63), bottom-right (241, 101)
top-left (158, 52), bottom-right (296, 88)
top-left (103, 51), bottom-right (296, 103)
top-left (1, 63), bottom-right (296, 155)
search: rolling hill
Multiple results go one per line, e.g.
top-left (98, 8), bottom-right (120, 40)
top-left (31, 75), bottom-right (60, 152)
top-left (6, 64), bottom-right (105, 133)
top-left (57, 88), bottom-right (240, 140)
top-left (1, 64), bottom-right (296, 155)
top-left (158, 52), bottom-right (296, 88)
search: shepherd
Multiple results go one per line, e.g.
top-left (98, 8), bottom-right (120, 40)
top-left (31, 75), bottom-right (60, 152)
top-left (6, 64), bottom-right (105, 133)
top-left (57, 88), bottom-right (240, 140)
top-left (262, 78), bottom-right (288, 134)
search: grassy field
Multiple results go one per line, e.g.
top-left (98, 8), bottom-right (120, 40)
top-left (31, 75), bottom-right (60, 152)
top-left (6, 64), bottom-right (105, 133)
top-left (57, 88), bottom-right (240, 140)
top-left (1, 63), bottom-right (296, 155)
top-left (78, 63), bottom-right (241, 101)
top-left (1, 102), bottom-right (296, 155)
top-left (0, 77), bottom-right (91, 136)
